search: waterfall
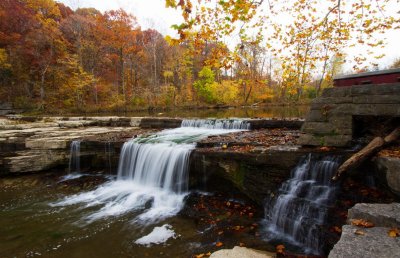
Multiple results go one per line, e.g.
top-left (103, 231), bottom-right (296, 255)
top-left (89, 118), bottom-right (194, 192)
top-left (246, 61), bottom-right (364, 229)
top-left (265, 154), bottom-right (341, 254)
top-left (181, 119), bottom-right (250, 130)
top-left (53, 123), bottom-right (244, 224)
top-left (68, 140), bottom-right (81, 173)
top-left (117, 142), bottom-right (191, 194)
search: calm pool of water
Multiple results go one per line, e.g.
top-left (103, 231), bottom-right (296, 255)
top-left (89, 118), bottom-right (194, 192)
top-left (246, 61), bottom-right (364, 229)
top-left (56, 105), bottom-right (309, 119)
top-left (0, 173), bottom-right (270, 258)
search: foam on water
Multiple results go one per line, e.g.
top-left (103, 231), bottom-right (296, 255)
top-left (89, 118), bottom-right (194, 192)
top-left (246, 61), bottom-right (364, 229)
top-left (135, 224), bottom-right (177, 246)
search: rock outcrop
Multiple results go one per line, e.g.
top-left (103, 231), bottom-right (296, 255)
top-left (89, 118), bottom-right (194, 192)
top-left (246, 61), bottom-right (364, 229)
top-left (375, 156), bottom-right (400, 197)
top-left (329, 203), bottom-right (400, 258)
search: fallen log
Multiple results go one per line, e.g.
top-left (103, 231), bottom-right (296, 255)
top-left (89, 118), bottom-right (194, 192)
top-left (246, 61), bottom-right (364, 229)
top-left (332, 127), bottom-right (400, 181)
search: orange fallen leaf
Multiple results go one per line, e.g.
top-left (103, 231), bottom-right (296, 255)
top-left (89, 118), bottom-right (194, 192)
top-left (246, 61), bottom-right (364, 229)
top-left (276, 244), bottom-right (285, 254)
top-left (388, 228), bottom-right (400, 238)
top-left (239, 242), bottom-right (245, 247)
top-left (206, 252), bottom-right (211, 256)
top-left (195, 254), bottom-right (205, 258)
top-left (351, 219), bottom-right (375, 228)
top-left (215, 242), bottom-right (223, 247)
top-left (354, 229), bottom-right (365, 235)
top-left (332, 226), bottom-right (342, 233)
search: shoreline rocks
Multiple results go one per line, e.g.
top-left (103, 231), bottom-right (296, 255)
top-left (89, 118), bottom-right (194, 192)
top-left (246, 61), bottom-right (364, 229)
top-left (329, 203), bottom-right (400, 258)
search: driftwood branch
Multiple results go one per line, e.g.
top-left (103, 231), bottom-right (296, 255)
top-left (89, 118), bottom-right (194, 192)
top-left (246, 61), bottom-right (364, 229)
top-left (332, 127), bottom-right (400, 181)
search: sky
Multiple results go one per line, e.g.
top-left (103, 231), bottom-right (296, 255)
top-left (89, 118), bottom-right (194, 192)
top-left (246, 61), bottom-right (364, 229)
top-left (57, 0), bottom-right (400, 72)
top-left (58, 0), bottom-right (183, 36)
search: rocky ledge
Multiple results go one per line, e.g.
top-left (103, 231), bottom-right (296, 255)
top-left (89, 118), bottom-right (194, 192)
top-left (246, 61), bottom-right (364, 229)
top-left (329, 203), bottom-right (400, 258)
top-left (0, 117), bottom-right (157, 174)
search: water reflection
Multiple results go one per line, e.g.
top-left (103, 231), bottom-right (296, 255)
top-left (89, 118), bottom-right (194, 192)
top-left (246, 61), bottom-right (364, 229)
top-left (63, 105), bottom-right (310, 119)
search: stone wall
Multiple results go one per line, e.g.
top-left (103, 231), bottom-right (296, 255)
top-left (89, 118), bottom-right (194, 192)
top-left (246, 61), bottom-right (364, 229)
top-left (299, 83), bottom-right (400, 147)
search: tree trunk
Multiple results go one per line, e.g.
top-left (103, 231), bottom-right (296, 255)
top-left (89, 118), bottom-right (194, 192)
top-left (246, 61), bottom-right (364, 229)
top-left (40, 65), bottom-right (49, 102)
top-left (332, 127), bottom-right (400, 180)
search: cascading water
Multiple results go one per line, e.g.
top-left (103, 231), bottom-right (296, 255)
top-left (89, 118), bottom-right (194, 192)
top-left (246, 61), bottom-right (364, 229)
top-left (181, 119), bottom-right (250, 130)
top-left (117, 142), bottom-right (190, 194)
top-left (69, 140), bottom-right (81, 173)
top-left (53, 120), bottom-right (247, 229)
top-left (265, 154), bottom-right (341, 254)
top-left (59, 140), bottom-right (84, 181)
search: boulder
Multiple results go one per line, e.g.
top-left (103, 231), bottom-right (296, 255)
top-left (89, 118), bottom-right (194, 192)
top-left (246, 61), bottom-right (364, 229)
top-left (329, 225), bottom-right (400, 258)
top-left (210, 246), bottom-right (273, 258)
top-left (375, 156), bottom-right (400, 196)
top-left (348, 203), bottom-right (400, 228)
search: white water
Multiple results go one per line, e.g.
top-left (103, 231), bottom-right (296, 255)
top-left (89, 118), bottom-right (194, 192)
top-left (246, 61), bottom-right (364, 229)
top-left (265, 154), bottom-right (340, 254)
top-left (182, 119), bottom-right (250, 130)
top-left (53, 123), bottom-right (245, 230)
top-left (135, 224), bottom-right (177, 246)
top-left (68, 140), bottom-right (81, 173)
top-left (59, 141), bottom-right (84, 182)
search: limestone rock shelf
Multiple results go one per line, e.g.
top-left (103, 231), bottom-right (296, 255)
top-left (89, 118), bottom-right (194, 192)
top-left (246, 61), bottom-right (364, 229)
top-left (329, 203), bottom-right (400, 258)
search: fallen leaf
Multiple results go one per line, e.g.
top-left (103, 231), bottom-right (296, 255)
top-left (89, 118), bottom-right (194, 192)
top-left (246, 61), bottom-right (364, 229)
top-left (217, 231), bottom-right (223, 235)
top-left (332, 226), bottom-right (342, 233)
top-left (351, 219), bottom-right (375, 228)
top-left (233, 225), bottom-right (241, 231)
top-left (354, 229), bottom-right (365, 235)
top-left (215, 242), bottom-right (223, 247)
top-left (276, 244), bottom-right (285, 254)
top-left (239, 242), bottom-right (245, 247)
top-left (195, 254), bottom-right (205, 258)
top-left (388, 228), bottom-right (400, 238)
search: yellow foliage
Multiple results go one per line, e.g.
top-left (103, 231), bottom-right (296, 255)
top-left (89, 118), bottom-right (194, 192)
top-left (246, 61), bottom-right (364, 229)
top-left (214, 80), bottom-right (240, 105)
top-left (0, 48), bottom-right (10, 69)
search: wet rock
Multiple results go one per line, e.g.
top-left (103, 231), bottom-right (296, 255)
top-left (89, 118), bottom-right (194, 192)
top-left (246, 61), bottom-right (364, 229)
top-left (190, 148), bottom-right (310, 204)
top-left (210, 246), bottom-right (273, 258)
top-left (328, 225), bottom-right (400, 258)
top-left (247, 118), bottom-right (304, 130)
top-left (348, 203), bottom-right (400, 228)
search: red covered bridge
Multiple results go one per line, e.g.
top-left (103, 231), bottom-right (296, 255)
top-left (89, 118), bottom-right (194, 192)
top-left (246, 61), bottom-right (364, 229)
top-left (334, 68), bottom-right (400, 87)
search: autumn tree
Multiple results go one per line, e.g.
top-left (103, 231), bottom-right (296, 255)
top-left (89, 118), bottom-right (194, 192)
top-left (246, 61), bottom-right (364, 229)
top-left (167, 0), bottom-right (400, 100)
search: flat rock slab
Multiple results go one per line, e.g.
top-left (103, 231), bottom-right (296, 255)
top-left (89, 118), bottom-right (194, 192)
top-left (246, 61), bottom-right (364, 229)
top-left (210, 246), bottom-right (273, 258)
top-left (329, 225), bottom-right (400, 258)
top-left (348, 203), bottom-right (400, 228)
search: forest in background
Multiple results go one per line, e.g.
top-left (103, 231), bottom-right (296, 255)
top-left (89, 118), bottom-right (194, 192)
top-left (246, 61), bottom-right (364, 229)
top-left (0, 0), bottom-right (399, 113)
